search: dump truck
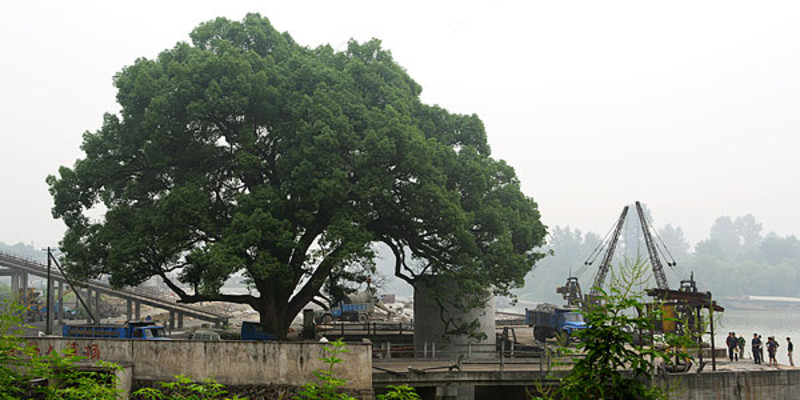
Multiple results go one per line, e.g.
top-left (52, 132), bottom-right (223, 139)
top-left (315, 286), bottom-right (394, 323)
top-left (525, 304), bottom-right (587, 342)
top-left (62, 321), bottom-right (169, 340)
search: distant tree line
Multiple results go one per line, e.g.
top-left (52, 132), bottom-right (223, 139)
top-left (0, 242), bottom-right (45, 262)
top-left (518, 213), bottom-right (800, 304)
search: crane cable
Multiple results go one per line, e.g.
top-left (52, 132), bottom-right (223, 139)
top-left (643, 211), bottom-right (693, 281)
top-left (576, 218), bottom-right (621, 279)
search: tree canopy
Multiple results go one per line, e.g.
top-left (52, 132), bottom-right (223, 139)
top-left (47, 14), bottom-right (547, 337)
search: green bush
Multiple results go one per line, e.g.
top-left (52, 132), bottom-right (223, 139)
top-left (0, 298), bottom-right (120, 400)
top-left (133, 374), bottom-right (247, 400)
top-left (533, 259), bottom-right (695, 400)
top-left (377, 385), bottom-right (421, 400)
top-left (294, 339), bottom-right (356, 400)
top-left (293, 339), bottom-right (420, 400)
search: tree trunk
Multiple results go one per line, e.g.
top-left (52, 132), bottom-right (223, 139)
top-left (256, 302), bottom-right (292, 340)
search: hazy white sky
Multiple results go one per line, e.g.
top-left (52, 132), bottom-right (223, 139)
top-left (2, 1), bottom-right (800, 249)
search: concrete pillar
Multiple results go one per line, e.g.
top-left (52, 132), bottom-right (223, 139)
top-left (10, 273), bottom-right (19, 297)
top-left (435, 386), bottom-right (457, 400)
top-left (134, 302), bottom-right (141, 320)
top-left (177, 313), bottom-right (184, 329)
top-left (18, 273), bottom-right (28, 320)
top-left (435, 385), bottom-right (473, 400)
top-left (86, 288), bottom-right (93, 322)
top-left (95, 291), bottom-right (101, 321)
top-left (169, 310), bottom-right (175, 331)
top-left (126, 299), bottom-right (133, 321)
top-left (57, 281), bottom-right (64, 323)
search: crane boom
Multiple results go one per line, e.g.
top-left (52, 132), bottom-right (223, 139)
top-left (589, 206), bottom-right (629, 297)
top-left (636, 201), bottom-right (669, 290)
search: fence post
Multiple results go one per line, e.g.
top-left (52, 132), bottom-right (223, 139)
top-left (432, 342), bottom-right (436, 359)
top-left (340, 323), bottom-right (344, 337)
top-left (540, 350), bottom-right (544, 371)
top-left (500, 340), bottom-right (505, 371)
top-left (424, 342), bottom-right (428, 358)
top-left (387, 342), bottom-right (392, 360)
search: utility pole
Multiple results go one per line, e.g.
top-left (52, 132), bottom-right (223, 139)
top-left (46, 247), bottom-right (53, 335)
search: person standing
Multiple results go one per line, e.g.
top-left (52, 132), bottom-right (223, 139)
top-left (788, 337), bottom-right (794, 367)
top-left (767, 336), bottom-right (779, 367)
top-left (726, 332), bottom-right (736, 361)
top-left (738, 335), bottom-right (746, 360)
top-left (752, 333), bottom-right (762, 364)
top-left (759, 334), bottom-right (765, 363)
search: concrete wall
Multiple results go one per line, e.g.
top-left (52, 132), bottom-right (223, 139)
top-left (24, 338), bottom-right (372, 390)
top-left (375, 366), bottom-right (800, 400)
top-left (413, 276), bottom-right (495, 358)
top-left (664, 369), bottom-right (800, 400)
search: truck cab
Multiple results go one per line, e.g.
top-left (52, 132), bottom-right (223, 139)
top-left (557, 309), bottom-right (586, 337)
top-left (130, 325), bottom-right (168, 339)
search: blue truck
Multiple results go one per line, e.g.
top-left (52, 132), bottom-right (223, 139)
top-left (62, 321), bottom-right (170, 340)
top-left (329, 303), bottom-right (373, 321)
top-left (240, 321), bottom-right (277, 341)
top-left (525, 304), bottom-right (587, 342)
top-left (315, 302), bottom-right (375, 323)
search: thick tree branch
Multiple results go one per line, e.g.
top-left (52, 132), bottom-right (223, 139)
top-left (287, 243), bottom-right (347, 317)
top-left (158, 272), bottom-right (257, 306)
top-left (289, 220), bottom-right (328, 288)
top-left (384, 239), bottom-right (415, 285)
top-left (311, 297), bottom-right (329, 310)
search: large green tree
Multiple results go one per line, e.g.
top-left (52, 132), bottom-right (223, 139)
top-left (47, 14), bottom-right (546, 338)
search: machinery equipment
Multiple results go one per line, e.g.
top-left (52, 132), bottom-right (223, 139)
top-left (556, 201), bottom-right (679, 310)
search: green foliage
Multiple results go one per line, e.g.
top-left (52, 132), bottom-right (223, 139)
top-left (377, 386), bottom-right (421, 400)
top-left (0, 298), bottom-right (120, 400)
top-left (534, 259), bottom-right (694, 400)
top-left (47, 13), bottom-right (546, 339)
top-left (133, 375), bottom-right (247, 400)
top-left (294, 339), bottom-right (356, 400)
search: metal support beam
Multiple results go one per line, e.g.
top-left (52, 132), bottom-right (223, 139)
top-left (44, 251), bottom-right (94, 324)
top-left (178, 313), bottom-right (184, 329)
top-left (57, 281), bottom-right (64, 323)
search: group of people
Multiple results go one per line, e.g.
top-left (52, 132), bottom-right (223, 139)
top-left (726, 332), bottom-right (794, 367)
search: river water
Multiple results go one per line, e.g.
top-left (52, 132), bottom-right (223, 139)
top-left (713, 308), bottom-right (800, 366)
